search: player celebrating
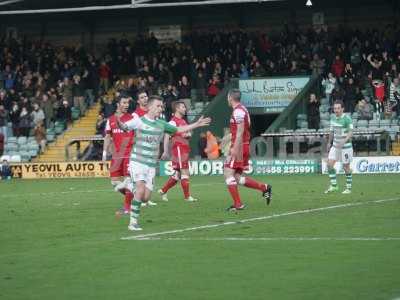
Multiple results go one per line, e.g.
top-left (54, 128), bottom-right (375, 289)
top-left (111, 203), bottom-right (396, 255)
top-left (325, 100), bottom-right (353, 194)
top-left (159, 101), bottom-right (197, 202)
top-left (103, 96), bottom-right (134, 215)
top-left (223, 89), bottom-right (272, 211)
top-left (118, 96), bottom-right (211, 231)
top-left (132, 89), bottom-right (157, 206)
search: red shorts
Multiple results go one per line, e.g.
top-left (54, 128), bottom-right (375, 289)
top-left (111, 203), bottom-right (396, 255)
top-left (224, 143), bottom-right (250, 172)
top-left (110, 157), bottom-right (130, 178)
top-left (171, 145), bottom-right (190, 170)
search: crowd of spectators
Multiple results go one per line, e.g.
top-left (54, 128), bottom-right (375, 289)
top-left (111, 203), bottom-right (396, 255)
top-left (2, 23), bottom-right (400, 153)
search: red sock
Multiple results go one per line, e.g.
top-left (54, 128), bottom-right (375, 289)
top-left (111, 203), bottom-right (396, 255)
top-left (243, 177), bottom-right (267, 192)
top-left (124, 190), bottom-right (133, 211)
top-left (227, 184), bottom-right (242, 207)
top-left (161, 177), bottom-right (178, 193)
top-left (181, 178), bottom-right (190, 199)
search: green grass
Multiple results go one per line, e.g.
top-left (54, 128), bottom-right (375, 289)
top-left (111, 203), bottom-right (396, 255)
top-left (1, 174), bottom-right (400, 300)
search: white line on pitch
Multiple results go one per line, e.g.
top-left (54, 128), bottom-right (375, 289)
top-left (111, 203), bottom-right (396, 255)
top-left (129, 237), bottom-right (400, 241)
top-left (121, 197), bottom-right (400, 240)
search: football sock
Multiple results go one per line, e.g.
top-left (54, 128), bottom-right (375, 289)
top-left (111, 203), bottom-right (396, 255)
top-left (180, 175), bottom-right (190, 199)
top-left (240, 176), bottom-right (267, 192)
top-left (161, 177), bottom-right (178, 193)
top-left (226, 177), bottom-right (242, 207)
top-left (130, 198), bottom-right (142, 224)
top-left (345, 172), bottom-right (352, 190)
top-left (328, 168), bottom-right (337, 187)
top-left (124, 190), bottom-right (134, 212)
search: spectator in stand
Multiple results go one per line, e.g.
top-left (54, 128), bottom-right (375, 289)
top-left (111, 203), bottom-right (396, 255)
top-left (0, 158), bottom-right (12, 180)
top-left (9, 102), bottom-right (20, 137)
top-left (31, 103), bottom-right (45, 127)
top-left (41, 93), bottom-right (54, 128)
top-left (161, 84), bottom-right (178, 120)
top-left (59, 78), bottom-right (73, 106)
top-left (57, 100), bottom-right (72, 123)
top-left (99, 61), bottom-right (112, 93)
top-left (19, 107), bottom-right (32, 137)
top-left (331, 55), bottom-right (345, 81)
top-left (307, 93), bottom-right (320, 129)
top-left (356, 99), bottom-right (373, 120)
top-left (0, 133), bottom-right (3, 156)
top-left (343, 78), bottom-right (358, 113)
top-left (72, 75), bottom-right (86, 115)
top-left (193, 70), bottom-right (207, 103)
top-left (251, 61), bottom-right (266, 77)
top-left (0, 105), bottom-right (8, 142)
top-left (177, 75), bottom-right (191, 109)
top-left (101, 96), bottom-right (116, 118)
top-left (310, 54), bottom-right (325, 77)
top-left (322, 72), bottom-right (337, 107)
top-left (95, 113), bottom-right (107, 136)
top-left (34, 121), bottom-right (47, 153)
top-left (207, 75), bottom-right (221, 100)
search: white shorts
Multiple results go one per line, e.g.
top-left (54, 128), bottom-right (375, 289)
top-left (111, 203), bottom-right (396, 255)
top-left (328, 146), bottom-right (353, 164)
top-left (129, 161), bottom-right (156, 191)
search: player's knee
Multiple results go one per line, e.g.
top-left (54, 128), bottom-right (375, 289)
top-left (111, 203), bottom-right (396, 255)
top-left (181, 174), bottom-right (189, 180)
top-left (111, 180), bottom-right (122, 188)
top-left (172, 171), bottom-right (180, 181)
top-left (225, 176), bottom-right (237, 185)
top-left (238, 176), bottom-right (246, 185)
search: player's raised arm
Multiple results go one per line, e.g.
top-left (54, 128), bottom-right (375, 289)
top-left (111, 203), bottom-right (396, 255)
top-left (176, 116), bottom-right (211, 133)
top-left (117, 115), bottom-right (140, 132)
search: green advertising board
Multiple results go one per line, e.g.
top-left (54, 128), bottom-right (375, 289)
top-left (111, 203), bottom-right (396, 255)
top-left (159, 159), bottom-right (319, 176)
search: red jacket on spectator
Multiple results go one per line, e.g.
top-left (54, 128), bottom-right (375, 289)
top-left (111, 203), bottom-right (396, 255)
top-left (207, 82), bottom-right (220, 98)
top-left (331, 58), bottom-right (345, 78)
top-left (99, 64), bottom-right (111, 79)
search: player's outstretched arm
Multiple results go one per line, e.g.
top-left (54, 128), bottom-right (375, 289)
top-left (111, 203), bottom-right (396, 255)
top-left (116, 116), bottom-right (139, 132)
top-left (177, 116), bottom-right (211, 133)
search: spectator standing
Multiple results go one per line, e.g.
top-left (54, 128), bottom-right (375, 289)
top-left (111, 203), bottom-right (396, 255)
top-left (31, 103), bottom-right (45, 127)
top-left (307, 93), bottom-right (320, 129)
top-left (19, 107), bottom-right (32, 137)
top-left (0, 105), bottom-right (8, 142)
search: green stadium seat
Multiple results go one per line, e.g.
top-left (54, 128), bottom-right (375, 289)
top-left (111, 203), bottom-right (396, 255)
top-left (19, 144), bottom-right (29, 152)
top-left (55, 126), bottom-right (65, 135)
top-left (7, 137), bottom-right (17, 144)
top-left (71, 108), bottom-right (80, 120)
top-left (19, 151), bottom-right (31, 162)
top-left (368, 120), bottom-right (380, 128)
top-left (46, 134), bottom-right (55, 142)
top-left (356, 120), bottom-right (368, 128)
top-left (296, 114), bottom-right (307, 121)
top-left (17, 136), bottom-right (27, 145)
top-left (380, 119), bottom-right (391, 127)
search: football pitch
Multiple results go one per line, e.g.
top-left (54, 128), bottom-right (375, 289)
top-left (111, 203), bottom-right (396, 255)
top-left (1, 174), bottom-right (400, 300)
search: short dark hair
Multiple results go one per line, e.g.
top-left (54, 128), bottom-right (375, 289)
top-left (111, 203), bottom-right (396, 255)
top-left (136, 89), bottom-right (147, 98)
top-left (228, 89), bottom-right (241, 102)
top-left (173, 101), bottom-right (186, 112)
top-left (148, 95), bottom-right (163, 105)
top-left (333, 100), bottom-right (345, 108)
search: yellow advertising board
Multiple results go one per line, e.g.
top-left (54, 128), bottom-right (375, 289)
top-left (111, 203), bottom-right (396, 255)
top-left (10, 161), bottom-right (110, 179)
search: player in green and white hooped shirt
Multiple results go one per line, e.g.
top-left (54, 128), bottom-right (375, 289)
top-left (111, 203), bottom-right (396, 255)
top-left (325, 100), bottom-right (353, 194)
top-left (118, 96), bottom-right (211, 231)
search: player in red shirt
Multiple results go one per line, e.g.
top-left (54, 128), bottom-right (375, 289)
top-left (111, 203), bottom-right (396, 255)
top-left (159, 101), bottom-right (197, 202)
top-left (103, 96), bottom-right (135, 215)
top-left (224, 89), bottom-right (272, 211)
